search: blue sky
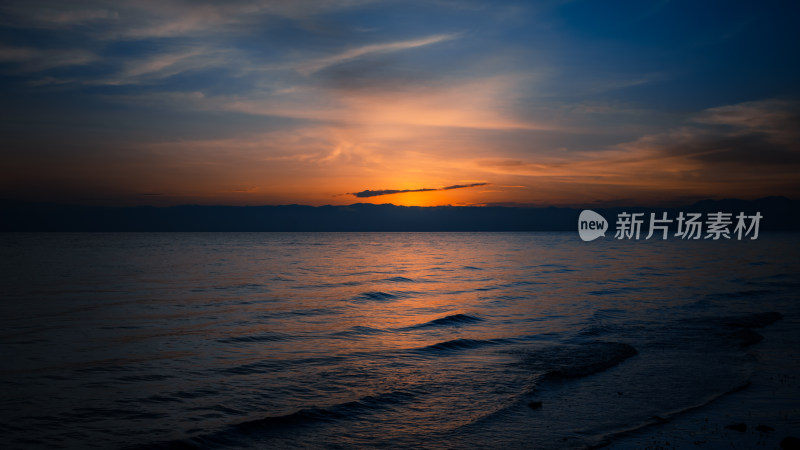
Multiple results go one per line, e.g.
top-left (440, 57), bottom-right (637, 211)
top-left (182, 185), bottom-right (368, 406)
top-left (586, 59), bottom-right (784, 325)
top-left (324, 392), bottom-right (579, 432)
top-left (1, 0), bottom-right (798, 206)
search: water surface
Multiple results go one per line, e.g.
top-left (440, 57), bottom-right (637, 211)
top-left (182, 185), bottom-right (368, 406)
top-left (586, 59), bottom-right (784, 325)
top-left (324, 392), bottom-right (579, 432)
top-left (1, 232), bottom-right (798, 448)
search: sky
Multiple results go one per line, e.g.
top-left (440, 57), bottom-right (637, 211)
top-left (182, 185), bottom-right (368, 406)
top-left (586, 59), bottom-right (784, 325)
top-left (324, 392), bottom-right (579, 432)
top-left (1, 0), bottom-right (798, 207)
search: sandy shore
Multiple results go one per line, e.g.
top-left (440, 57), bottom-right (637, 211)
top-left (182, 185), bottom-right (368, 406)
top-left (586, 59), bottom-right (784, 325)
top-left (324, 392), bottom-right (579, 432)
top-left (605, 312), bottom-right (800, 449)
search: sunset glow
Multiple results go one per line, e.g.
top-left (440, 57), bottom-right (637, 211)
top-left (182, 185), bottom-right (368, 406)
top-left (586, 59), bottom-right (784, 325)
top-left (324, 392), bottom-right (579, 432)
top-left (1, 1), bottom-right (798, 207)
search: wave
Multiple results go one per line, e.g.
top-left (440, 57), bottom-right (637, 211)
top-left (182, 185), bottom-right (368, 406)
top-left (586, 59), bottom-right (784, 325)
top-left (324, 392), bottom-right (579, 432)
top-left (547, 342), bottom-right (638, 379)
top-left (384, 276), bottom-right (415, 283)
top-left (592, 380), bottom-right (753, 449)
top-left (331, 325), bottom-right (386, 337)
top-left (405, 313), bottom-right (484, 329)
top-left (720, 311), bottom-right (783, 328)
top-left (710, 289), bottom-right (775, 299)
top-left (140, 391), bottom-right (417, 449)
top-left (217, 332), bottom-right (291, 344)
top-left (415, 338), bottom-right (514, 353)
top-left (578, 323), bottom-right (628, 337)
top-left (293, 280), bottom-right (364, 289)
top-left (238, 390), bottom-right (415, 431)
top-left (217, 360), bottom-right (291, 376)
top-left (669, 312), bottom-right (785, 348)
top-left (715, 312), bottom-right (783, 348)
top-left (586, 289), bottom-right (623, 296)
top-left (745, 272), bottom-right (800, 288)
top-left (259, 307), bottom-right (343, 319)
top-left (520, 341), bottom-right (638, 379)
top-left (220, 355), bottom-right (346, 376)
top-left (723, 328), bottom-right (765, 347)
top-left (577, 308), bottom-right (631, 337)
top-left (353, 291), bottom-right (400, 302)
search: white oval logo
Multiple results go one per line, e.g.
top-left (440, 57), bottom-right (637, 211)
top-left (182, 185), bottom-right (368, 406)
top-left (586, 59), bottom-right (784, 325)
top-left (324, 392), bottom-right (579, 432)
top-left (578, 210), bottom-right (608, 241)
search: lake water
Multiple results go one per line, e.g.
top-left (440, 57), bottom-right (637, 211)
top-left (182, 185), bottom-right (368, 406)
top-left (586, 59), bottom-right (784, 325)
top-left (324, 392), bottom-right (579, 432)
top-left (1, 232), bottom-right (798, 448)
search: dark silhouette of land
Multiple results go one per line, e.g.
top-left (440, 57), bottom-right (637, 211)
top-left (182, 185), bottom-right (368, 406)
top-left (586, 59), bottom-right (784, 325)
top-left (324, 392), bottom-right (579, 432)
top-left (1, 197), bottom-right (797, 232)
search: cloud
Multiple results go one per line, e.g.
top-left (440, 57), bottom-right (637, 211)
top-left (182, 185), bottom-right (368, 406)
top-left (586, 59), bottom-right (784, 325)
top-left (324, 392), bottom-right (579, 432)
top-left (691, 99), bottom-right (800, 147)
top-left (353, 188), bottom-right (436, 198)
top-left (473, 98), bottom-right (800, 201)
top-left (0, 2), bottom-right (118, 29)
top-left (0, 1), bottom-right (374, 38)
top-left (351, 182), bottom-right (487, 198)
top-left (0, 44), bottom-right (96, 71)
top-left (114, 0), bottom-right (377, 39)
top-left (442, 182), bottom-right (489, 190)
top-left (638, 99), bottom-right (800, 166)
top-left (31, 8), bottom-right (118, 26)
top-left (0, 2), bottom-right (540, 133)
top-left (120, 48), bottom-right (205, 79)
top-left (219, 74), bottom-right (552, 130)
top-left (297, 33), bottom-right (459, 75)
top-left (92, 46), bottom-right (235, 85)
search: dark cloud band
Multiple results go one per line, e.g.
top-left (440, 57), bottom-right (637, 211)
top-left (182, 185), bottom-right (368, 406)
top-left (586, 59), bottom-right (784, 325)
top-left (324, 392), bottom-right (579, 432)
top-left (352, 182), bottom-right (488, 198)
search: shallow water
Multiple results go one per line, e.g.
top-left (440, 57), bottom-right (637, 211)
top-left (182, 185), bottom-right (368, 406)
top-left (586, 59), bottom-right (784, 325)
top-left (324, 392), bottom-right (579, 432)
top-left (1, 232), bottom-right (798, 448)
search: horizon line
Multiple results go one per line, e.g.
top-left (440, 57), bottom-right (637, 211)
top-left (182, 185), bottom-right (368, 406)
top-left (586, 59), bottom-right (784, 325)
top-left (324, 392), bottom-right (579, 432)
top-left (1, 196), bottom-right (795, 210)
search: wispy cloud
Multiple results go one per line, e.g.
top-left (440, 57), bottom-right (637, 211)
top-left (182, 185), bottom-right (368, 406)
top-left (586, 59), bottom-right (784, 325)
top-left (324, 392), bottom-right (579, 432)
top-left (0, 1), bottom-right (374, 38)
top-left (0, 2), bottom-right (118, 29)
top-left (474, 99), bottom-right (800, 201)
top-left (351, 182), bottom-right (488, 198)
top-left (297, 33), bottom-right (459, 75)
top-left (31, 8), bottom-right (118, 26)
top-left (216, 73), bottom-right (553, 131)
top-left (0, 44), bottom-right (96, 72)
top-left (92, 47), bottom-right (234, 85)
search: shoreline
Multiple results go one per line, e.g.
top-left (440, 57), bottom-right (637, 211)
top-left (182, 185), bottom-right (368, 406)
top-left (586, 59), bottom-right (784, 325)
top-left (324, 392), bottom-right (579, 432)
top-left (603, 312), bottom-right (800, 449)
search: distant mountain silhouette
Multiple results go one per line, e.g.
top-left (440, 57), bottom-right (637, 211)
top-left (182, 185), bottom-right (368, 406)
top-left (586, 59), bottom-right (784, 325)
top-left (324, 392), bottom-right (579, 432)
top-left (1, 197), bottom-right (797, 231)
